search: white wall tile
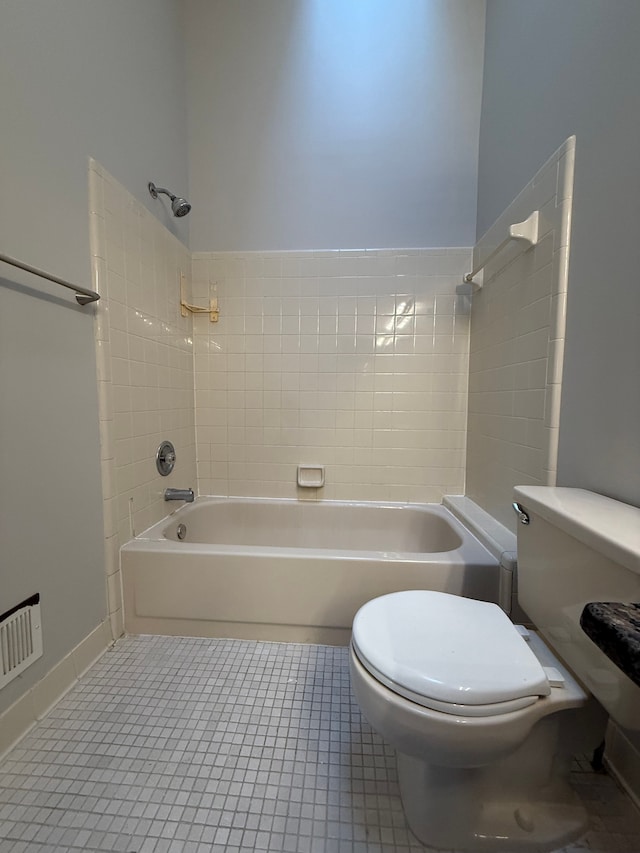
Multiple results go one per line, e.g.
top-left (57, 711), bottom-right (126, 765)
top-left (192, 249), bottom-right (471, 503)
top-left (89, 160), bottom-right (196, 629)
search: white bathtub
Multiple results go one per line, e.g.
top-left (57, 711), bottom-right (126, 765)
top-left (121, 497), bottom-right (499, 644)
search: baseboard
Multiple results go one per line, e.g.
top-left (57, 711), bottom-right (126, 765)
top-left (605, 720), bottom-right (640, 810)
top-left (0, 619), bottom-right (113, 762)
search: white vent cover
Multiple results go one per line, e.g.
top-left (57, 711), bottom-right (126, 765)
top-left (0, 596), bottom-right (43, 689)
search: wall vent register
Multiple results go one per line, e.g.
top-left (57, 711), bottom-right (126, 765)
top-left (0, 593), bottom-right (43, 690)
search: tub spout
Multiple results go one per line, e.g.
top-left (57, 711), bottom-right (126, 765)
top-left (164, 488), bottom-right (194, 502)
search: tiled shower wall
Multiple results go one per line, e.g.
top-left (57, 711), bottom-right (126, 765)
top-left (466, 137), bottom-right (575, 531)
top-left (191, 249), bottom-right (472, 503)
top-left (89, 160), bottom-right (196, 637)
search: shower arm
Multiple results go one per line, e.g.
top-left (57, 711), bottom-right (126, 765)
top-left (149, 184), bottom-right (174, 201)
top-left (148, 182), bottom-right (191, 217)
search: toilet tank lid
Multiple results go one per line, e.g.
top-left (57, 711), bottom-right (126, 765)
top-left (352, 591), bottom-right (550, 707)
top-left (514, 487), bottom-right (640, 576)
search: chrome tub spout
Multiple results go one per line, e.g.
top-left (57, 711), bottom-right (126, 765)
top-left (164, 488), bottom-right (194, 502)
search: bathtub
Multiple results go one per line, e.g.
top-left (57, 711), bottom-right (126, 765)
top-left (121, 497), bottom-right (499, 644)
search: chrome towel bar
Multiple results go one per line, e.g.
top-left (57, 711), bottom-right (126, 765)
top-left (0, 251), bottom-right (100, 305)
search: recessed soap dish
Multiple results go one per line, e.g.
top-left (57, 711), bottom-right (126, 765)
top-left (297, 465), bottom-right (325, 488)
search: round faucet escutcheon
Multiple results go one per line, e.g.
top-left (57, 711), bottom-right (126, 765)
top-left (156, 440), bottom-right (176, 476)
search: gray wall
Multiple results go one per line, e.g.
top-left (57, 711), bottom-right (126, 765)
top-left (0, 0), bottom-right (188, 714)
top-left (184, 0), bottom-right (485, 251)
top-left (478, 0), bottom-right (640, 507)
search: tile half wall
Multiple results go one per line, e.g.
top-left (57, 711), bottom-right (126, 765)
top-left (466, 137), bottom-right (576, 531)
top-left (89, 160), bottom-right (197, 637)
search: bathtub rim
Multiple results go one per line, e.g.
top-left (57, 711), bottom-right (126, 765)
top-left (122, 496), bottom-right (498, 567)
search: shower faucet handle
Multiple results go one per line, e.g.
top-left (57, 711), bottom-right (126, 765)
top-left (156, 440), bottom-right (177, 476)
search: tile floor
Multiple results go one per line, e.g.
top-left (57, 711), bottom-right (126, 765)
top-left (0, 636), bottom-right (639, 853)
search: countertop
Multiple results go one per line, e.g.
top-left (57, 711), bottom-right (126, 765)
top-left (580, 602), bottom-right (640, 688)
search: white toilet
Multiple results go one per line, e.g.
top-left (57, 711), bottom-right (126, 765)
top-left (349, 486), bottom-right (640, 852)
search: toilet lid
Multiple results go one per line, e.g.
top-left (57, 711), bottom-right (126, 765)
top-left (352, 591), bottom-right (550, 713)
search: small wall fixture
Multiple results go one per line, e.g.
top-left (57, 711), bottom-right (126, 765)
top-left (297, 465), bottom-right (325, 488)
top-left (463, 210), bottom-right (540, 289)
top-left (179, 273), bottom-right (219, 322)
top-left (156, 440), bottom-right (176, 476)
top-left (148, 182), bottom-right (191, 218)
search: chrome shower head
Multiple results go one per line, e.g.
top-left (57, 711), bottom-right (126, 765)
top-left (171, 196), bottom-right (191, 217)
top-left (148, 182), bottom-right (191, 217)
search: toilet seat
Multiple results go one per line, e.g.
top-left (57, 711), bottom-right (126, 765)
top-left (352, 590), bottom-right (551, 718)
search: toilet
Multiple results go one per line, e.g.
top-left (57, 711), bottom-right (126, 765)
top-left (349, 486), bottom-right (640, 852)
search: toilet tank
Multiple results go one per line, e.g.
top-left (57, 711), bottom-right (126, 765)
top-left (514, 486), bottom-right (640, 731)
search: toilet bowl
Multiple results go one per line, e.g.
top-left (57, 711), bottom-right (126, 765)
top-left (350, 590), bottom-right (593, 852)
top-left (350, 591), bottom-right (587, 764)
top-left (349, 487), bottom-right (640, 853)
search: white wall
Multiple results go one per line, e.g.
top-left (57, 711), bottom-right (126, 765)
top-left (0, 0), bottom-right (188, 715)
top-left (184, 0), bottom-right (485, 251)
top-left (477, 0), bottom-right (640, 507)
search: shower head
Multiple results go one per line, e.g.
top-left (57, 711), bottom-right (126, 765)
top-left (148, 182), bottom-right (191, 217)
